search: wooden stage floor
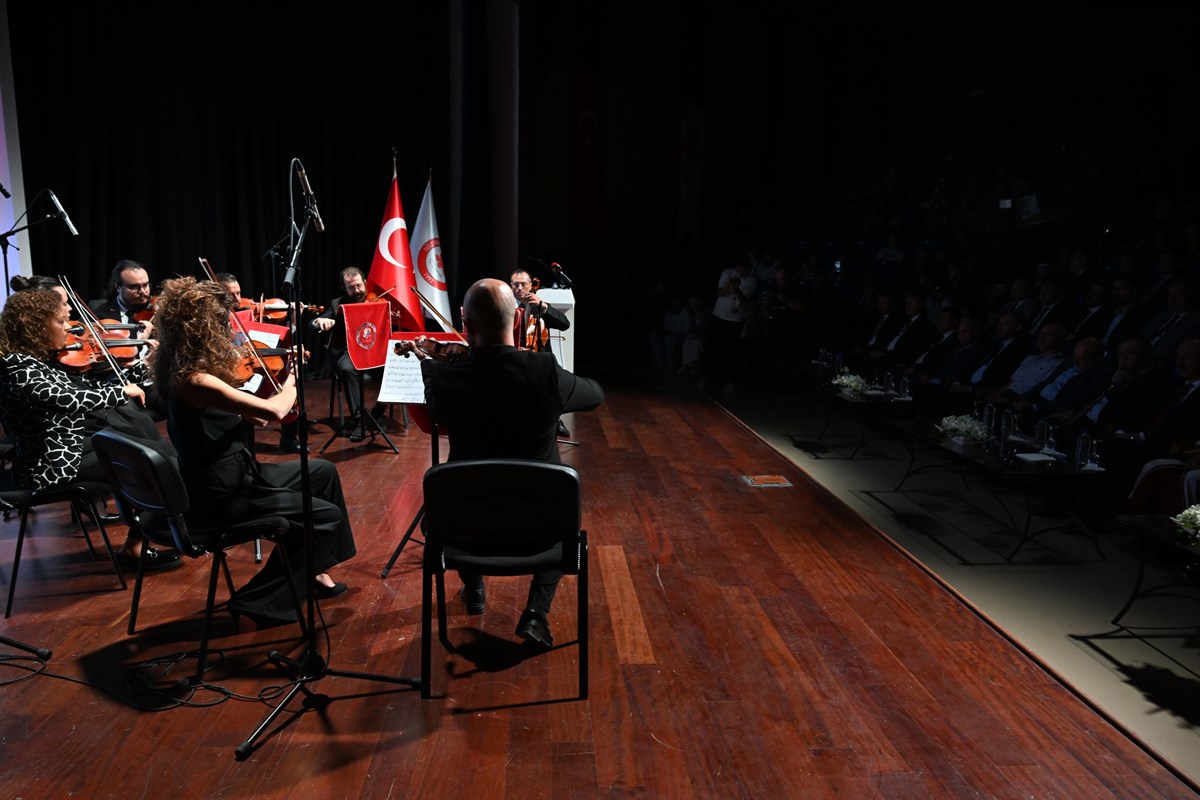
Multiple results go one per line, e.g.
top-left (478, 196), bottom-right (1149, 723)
top-left (0, 380), bottom-right (1195, 798)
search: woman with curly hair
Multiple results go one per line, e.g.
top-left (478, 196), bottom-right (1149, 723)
top-left (0, 288), bottom-right (182, 570)
top-left (149, 276), bottom-right (355, 627)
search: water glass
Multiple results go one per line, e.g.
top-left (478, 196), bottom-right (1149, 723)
top-left (1074, 433), bottom-right (1093, 468)
top-left (1035, 420), bottom-right (1049, 450)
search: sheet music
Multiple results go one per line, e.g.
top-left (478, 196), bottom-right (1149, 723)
top-left (378, 341), bottom-right (427, 403)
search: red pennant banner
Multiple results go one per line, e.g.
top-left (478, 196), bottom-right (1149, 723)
top-left (340, 301), bottom-right (391, 370)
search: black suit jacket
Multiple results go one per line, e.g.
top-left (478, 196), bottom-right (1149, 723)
top-left (970, 338), bottom-right (1029, 392)
top-left (1067, 306), bottom-right (1113, 343)
top-left (87, 297), bottom-right (147, 323)
top-left (1101, 303), bottom-right (1151, 355)
top-left (1028, 364), bottom-right (1114, 416)
top-left (422, 345), bottom-right (603, 464)
top-left (313, 294), bottom-right (362, 355)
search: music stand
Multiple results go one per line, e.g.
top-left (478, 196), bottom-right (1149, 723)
top-left (380, 398), bottom-right (442, 578)
top-left (318, 319), bottom-right (398, 454)
top-left (235, 161), bottom-right (418, 760)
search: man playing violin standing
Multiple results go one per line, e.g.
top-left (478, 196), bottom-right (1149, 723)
top-left (510, 268), bottom-right (573, 436)
top-left (411, 277), bottom-right (603, 648)
top-left (311, 266), bottom-right (390, 442)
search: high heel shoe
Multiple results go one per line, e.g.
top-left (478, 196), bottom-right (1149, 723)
top-left (314, 580), bottom-right (348, 599)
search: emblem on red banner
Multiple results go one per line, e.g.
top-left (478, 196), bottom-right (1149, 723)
top-left (355, 321), bottom-right (379, 351)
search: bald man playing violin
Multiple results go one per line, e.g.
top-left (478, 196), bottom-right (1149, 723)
top-left (409, 277), bottom-right (603, 648)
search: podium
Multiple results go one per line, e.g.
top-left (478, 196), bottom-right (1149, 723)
top-left (537, 288), bottom-right (575, 372)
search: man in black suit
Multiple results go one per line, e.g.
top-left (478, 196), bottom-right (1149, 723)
top-left (867, 291), bottom-right (933, 370)
top-left (1106, 339), bottom-right (1200, 472)
top-left (510, 269), bottom-right (570, 337)
top-left (1100, 275), bottom-right (1150, 359)
top-left (312, 266), bottom-right (388, 441)
top-left (88, 259), bottom-right (155, 334)
top-left (1066, 281), bottom-right (1112, 345)
top-left (906, 306), bottom-right (963, 381)
top-left (1140, 278), bottom-right (1200, 367)
top-left (418, 278), bottom-right (604, 648)
top-left (1012, 337), bottom-right (1113, 421)
top-left (1025, 278), bottom-right (1078, 346)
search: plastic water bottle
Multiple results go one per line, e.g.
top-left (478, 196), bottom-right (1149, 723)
top-left (982, 403), bottom-right (996, 439)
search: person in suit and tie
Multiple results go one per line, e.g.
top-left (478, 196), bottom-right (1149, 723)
top-left (1140, 278), bottom-right (1200, 367)
top-left (1025, 277), bottom-right (1079, 347)
top-left (867, 291), bottom-right (933, 370)
top-left (88, 259), bottom-right (156, 339)
top-left (416, 278), bottom-right (605, 648)
top-left (1105, 338), bottom-right (1200, 475)
top-left (906, 306), bottom-right (963, 382)
top-left (1012, 337), bottom-right (1113, 421)
top-left (1067, 281), bottom-right (1113, 345)
top-left (1100, 275), bottom-right (1151, 359)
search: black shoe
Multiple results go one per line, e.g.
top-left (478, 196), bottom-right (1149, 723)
top-left (556, 419), bottom-right (570, 438)
top-left (460, 583), bottom-right (486, 615)
top-left (98, 513), bottom-right (122, 525)
top-left (515, 609), bottom-right (554, 648)
top-left (314, 580), bottom-right (348, 599)
top-left (279, 438), bottom-right (308, 454)
top-left (116, 546), bottom-right (183, 573)
top-left (348, 427), bottom-right (366, 442)
top-left (370, 403), bottom-right (390, 423)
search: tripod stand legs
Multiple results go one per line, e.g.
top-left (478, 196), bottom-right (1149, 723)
top-left (381, 505), bottom-right (424, 578)
top-left (0, 634), bottom-right (51, 660)
top-left (234, 648), bottom-right (421, 760)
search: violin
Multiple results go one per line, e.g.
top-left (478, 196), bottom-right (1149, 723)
top-left (233, 341), bottom-right (308, 384)
top-left (57, 278), bottom-right (149, 378)
top-left (237, 297), bottom-right (325, 323)
top-left (131, 296), bottom-right (157, 323)
top-left (394, 338), bottom-right (470, 363)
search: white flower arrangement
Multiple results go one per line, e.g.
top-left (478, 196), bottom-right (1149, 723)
top-left (831, 369), bottom-right (868, 395)
top-left (1171, 504), bottom-right (1200, 546)
top-left (937, 414), bottom-right (989, 442)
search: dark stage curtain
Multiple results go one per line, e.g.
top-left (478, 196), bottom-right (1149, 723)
top-left (8, 4), bottom-right (452, 306)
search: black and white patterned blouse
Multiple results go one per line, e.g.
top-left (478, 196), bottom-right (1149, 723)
top-left (0, 353), bottom-right (128, 490)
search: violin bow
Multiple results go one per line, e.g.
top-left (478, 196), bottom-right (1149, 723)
top-left (409, 286), bottom-right (468, 344)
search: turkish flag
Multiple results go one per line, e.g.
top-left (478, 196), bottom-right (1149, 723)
top-left (367, 171), bottom-right (423, 333)
top-left (340, 301), bottom-right (391, 370)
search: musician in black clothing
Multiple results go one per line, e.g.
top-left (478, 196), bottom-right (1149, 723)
top-left (311, 267), bottom-right (388, 441)
top-left (414, 278), bottom-right (604, 648)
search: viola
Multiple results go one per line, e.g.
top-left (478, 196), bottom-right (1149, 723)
top-left (516, 277), bottom-right (550, 352)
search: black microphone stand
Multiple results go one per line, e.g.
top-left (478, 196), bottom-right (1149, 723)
top-left (1, 209), bottom-right (61, 296)
top-left (0, 634), bottom-right (51, 660)
top-left (235, 165), bottom-right (419, 761)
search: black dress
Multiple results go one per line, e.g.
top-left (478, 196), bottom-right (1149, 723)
top-left (166, 395), bottom-right (356, 622)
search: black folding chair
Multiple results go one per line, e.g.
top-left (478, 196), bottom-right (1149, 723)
top-left (92, 429), bottom-right (303, 684)
top-left (420, 459), bottom-right (588, 700)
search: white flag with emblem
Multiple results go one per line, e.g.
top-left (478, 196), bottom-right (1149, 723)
top-left (409, 175), bottom-right (454, 331)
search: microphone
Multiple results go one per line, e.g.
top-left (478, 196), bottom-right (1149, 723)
top-left (295, 166), bottom-right (325, 233)
top-left (549, 261), bottom-right (573, 288)
top-left (0, 180), bottom-right (10, 199)
top-left (48, 191), bottom-right (79, 236)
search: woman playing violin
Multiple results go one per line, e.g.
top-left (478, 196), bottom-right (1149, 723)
top-left (149, 277), bottom-right (356, 626)
top-left (0, 287), bottom-right (182, 570)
